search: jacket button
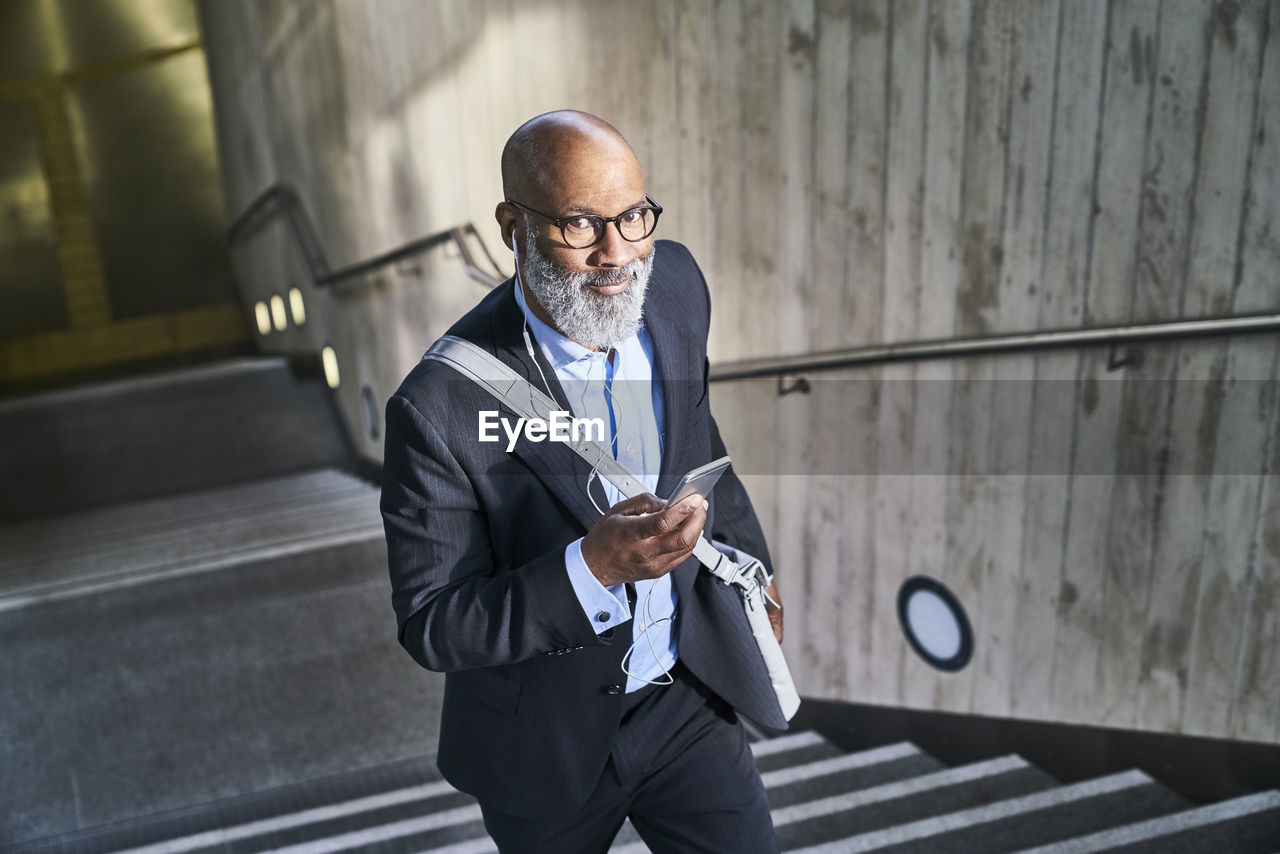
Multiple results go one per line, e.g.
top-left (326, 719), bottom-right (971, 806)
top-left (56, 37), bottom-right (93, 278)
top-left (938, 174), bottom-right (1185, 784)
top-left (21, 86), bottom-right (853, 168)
top-left (606, 683), bottom-right (624, 695)
top-left (595, 610), bottom-right (611, 623)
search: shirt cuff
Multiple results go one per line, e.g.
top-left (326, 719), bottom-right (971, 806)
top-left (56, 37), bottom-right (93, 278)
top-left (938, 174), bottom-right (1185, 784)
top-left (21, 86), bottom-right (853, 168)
top-left (564, 538), bottom-right (630, 633)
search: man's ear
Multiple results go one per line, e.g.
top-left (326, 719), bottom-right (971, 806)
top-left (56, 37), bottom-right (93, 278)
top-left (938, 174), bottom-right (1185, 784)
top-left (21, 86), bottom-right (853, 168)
top-left (495, 202), bottom-right (519, 251)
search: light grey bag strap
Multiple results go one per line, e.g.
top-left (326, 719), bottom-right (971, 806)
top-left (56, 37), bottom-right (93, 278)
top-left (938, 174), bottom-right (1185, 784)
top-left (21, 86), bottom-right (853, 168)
top-left (423, 334), bottom-right (799, 720)
top-left (424, 335), bottom-right (744, 585)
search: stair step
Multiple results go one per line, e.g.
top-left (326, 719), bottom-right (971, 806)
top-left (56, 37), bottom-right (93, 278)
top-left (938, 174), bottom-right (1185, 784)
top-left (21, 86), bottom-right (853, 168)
top-left (221, 801), bottom-right (486, 854)
top-left (763, 742), bottom-right (945, 810)
top-left (763, 742), bottom-right (925, 788)
top-left (606, 741), bottom-right (948, 851)
top-left (1010, 789), bottom-right (1280, 854)
top-left (89, 780), bottom-right (459, 854)
top-left (751, 730), bottom-right (848, 774)
top-left (0, 506), bottom-right (373, 575)
top-left (425, 840), bottom-right (500, 854)
top-left (0, 357), bottom-right (350, 520)
top-left (8, 494), bottom-right (377, 574)
top-left (599, 755), bottom-right (1050, 854)
top-left (0, 468), bottom-right (382, 612)
top-left (250, 732), bottom-right (861, 854)
top-left (0, 468), bottom-right (371, 561)
top-left (786, 768), bottom-right (1186, 853)
top-left (770, 756), bottom-right (1059, 851)
top-left (2, 732), bottom-right (857, 854)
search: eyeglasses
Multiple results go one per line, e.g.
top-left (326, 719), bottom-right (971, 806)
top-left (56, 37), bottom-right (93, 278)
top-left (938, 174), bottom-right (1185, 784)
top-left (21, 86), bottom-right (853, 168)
top-left (505, 195), bottom-right (663, 249)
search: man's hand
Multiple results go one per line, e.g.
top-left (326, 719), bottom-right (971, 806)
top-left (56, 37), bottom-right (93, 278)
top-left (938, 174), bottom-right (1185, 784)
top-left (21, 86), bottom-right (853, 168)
top-left (580, 493), bottom-right (708, 587)
top-left (763, 580), bottom-right (784, 643)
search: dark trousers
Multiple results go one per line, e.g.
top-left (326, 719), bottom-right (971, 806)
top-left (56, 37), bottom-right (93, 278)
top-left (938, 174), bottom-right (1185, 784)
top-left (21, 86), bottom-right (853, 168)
top-left (479, 661), bottom-right (779, 854)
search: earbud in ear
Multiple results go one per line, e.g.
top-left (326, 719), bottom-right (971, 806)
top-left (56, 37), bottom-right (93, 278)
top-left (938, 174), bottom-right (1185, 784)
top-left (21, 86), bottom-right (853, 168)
top-left (510, 231), bottom-right (522, 288)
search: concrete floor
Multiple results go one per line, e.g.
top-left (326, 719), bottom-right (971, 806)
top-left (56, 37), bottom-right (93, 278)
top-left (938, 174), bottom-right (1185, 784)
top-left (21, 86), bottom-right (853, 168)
top-left (0, 537), bottom-right (443, 848)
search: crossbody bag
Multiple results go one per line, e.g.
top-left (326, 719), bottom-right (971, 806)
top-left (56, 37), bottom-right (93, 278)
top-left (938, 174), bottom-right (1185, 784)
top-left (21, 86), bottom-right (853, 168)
top-left (423, 334), bottom-right (800, 722)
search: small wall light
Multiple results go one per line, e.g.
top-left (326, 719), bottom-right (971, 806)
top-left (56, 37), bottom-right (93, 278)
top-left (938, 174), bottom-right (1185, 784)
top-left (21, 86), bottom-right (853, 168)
top-left (321, 346), bottom-right (340, 389)
top-left (289, 287), bottom-right (307, 325)
top-left (270, 294), bottom-right (287, 331)
top-left (897, 575), bottom-right (974, 672)
top-left (254, 301), bottom-right (271, 335)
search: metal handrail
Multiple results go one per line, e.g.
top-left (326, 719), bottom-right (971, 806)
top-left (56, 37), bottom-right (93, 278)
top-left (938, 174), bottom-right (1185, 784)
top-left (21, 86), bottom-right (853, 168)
top-left (227, 181), bottom-right (506, 290)
top-left (709, 311), bottom-right (1280, 383)
top-left (226, 185), bottom-right (1274, 380)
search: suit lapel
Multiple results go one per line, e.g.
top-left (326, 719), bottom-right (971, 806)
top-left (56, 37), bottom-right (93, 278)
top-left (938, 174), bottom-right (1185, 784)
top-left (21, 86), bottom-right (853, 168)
top-left (645, 292), bottom-right (701, 502)
top-left (641, 281), bottom-right (705, 600)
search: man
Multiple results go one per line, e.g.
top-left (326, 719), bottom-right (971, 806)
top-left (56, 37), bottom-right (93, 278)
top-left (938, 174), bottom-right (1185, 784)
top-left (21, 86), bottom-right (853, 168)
top-left (381, 110), bottom-right (786, 853)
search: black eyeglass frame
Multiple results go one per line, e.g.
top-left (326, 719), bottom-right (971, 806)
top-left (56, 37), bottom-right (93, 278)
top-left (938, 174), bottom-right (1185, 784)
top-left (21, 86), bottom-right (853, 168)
top-left (504, 195), bottom-right (663, 249)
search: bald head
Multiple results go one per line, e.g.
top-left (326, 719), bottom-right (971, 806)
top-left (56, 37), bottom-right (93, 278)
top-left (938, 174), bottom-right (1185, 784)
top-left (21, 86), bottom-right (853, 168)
top-left (495, 111), bottom-right (655, 347)
top-left (501, 110), bottom-right (643, 209)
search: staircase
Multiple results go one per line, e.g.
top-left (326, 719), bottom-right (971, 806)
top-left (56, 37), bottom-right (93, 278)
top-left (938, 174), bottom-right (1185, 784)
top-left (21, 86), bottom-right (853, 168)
top-left (2, 358), bottom-right (1277, 852)
top-left (4, 730), bottom-right (1276, 853)
top-left (0, 358), bottom-right (442, 849)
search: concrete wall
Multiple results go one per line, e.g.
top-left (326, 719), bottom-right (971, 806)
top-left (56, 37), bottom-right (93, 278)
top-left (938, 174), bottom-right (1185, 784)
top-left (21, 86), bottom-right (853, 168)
top-left (198, 0), bottom-right (1280, 745)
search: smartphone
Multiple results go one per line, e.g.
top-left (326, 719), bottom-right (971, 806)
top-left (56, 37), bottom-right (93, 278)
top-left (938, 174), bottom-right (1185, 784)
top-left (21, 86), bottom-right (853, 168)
top-left (663, 456), bottom-right (731, 509)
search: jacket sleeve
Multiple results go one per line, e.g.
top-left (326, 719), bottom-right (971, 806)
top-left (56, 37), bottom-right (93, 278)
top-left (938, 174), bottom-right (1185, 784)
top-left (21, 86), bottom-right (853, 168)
top-left (380, 392), bottom-right (601, 672)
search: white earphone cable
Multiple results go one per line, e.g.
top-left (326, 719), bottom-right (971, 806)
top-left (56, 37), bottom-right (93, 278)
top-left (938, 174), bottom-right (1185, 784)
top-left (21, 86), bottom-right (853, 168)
top-left (513, 230), bottom-right (672, 689)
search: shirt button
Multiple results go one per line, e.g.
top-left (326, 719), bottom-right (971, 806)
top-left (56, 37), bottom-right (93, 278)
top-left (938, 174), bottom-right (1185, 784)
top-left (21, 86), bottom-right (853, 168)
top-left (624, 443), bottom-right (634, 454)
top-left (595, 610), bottom-right (611, 623)
top-left (606, 684), bottom-right (624, 695)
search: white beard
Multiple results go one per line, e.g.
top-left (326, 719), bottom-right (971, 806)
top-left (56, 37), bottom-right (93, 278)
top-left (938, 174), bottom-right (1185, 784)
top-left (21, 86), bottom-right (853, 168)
top-left (520, 226), bottom-right (654, 350)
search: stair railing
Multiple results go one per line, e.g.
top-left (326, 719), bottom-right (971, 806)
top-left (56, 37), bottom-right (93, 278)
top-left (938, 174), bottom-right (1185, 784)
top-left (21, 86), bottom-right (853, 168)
top-left (227, 183), bottom-right (1276, 389)
top-left (227, 182), bottom-right (506, 290)
top-left (711, 311), bottom-right (1280, 390)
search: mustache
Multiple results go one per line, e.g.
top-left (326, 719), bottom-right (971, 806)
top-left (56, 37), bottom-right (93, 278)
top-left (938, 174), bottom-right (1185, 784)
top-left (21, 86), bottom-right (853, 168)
top-left (580, 257), bottom-right (647, 289)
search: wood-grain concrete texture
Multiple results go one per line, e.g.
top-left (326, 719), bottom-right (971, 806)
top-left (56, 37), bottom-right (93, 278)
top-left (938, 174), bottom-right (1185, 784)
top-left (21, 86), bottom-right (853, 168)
top-left (197, 0), bottom-right (1280, 744)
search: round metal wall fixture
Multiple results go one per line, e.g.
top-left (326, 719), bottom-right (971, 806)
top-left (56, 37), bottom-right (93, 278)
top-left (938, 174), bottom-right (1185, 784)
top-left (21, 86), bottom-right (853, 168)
top-left (897, 575), bottom-right (974, 672)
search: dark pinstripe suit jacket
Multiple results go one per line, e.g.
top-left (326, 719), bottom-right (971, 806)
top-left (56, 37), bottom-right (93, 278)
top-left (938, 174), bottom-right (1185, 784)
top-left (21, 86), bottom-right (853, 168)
top-left (380, 240), bottom-right (786, 818)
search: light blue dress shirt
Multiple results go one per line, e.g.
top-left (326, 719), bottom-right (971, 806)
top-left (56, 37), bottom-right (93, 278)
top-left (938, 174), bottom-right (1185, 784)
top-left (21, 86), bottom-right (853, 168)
top-left (514, 282), bottom-right (677, 691)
